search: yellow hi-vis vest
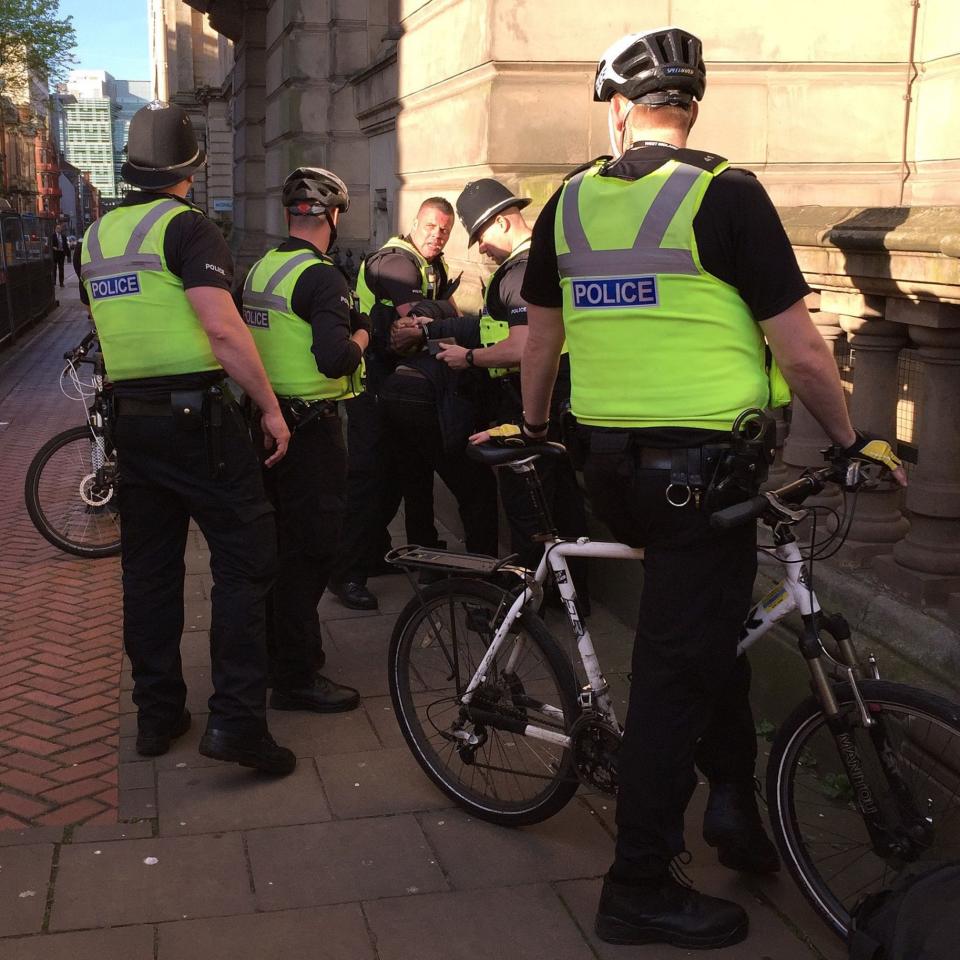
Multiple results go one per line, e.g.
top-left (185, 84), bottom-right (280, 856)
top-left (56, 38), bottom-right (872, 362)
top-left (479, 238), bottom-right (531, 379)
top-left (242, 247), bottom-right (363, 401)
top-left (79, 198), bottom-right (220, 381)
top-left (355, 236), bottom-right (445, 315)
top-left (555, 156), bottom-right (789, 429)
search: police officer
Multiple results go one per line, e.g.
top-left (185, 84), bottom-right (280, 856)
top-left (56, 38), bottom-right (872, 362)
top-left (519, 29), bottom-right (906, 948)
top-left (80, 101), bottom-right (296, 775)
top-left (328, 198), bottom-right (460, 610)
top-left (242, 167), bottom-right (366, 712)
top-left (443, 180), bottom-right (589, 594)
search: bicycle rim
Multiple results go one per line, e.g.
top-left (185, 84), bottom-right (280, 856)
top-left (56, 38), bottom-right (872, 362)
top-left (769, 681), bottom-right (960, 937)
top-left (25, 425), bottom-right (121, 558)
top-left (390, 580), bottom-right (580, 825)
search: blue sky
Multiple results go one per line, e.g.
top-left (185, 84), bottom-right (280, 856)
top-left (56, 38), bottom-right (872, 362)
top-left (59, 0), bottom-right (151, 81)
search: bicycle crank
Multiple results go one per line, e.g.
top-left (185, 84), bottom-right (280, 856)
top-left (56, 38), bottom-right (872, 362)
top-left (79, 473), bottom-right (114, 507)
top-left (570, 713), bottom-right (621, 795)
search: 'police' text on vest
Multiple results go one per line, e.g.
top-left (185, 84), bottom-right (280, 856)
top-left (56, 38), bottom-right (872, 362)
top-left (572, 276), bottom-right (658, 309)
top-left (90, 273), bottom-right (141, 300)
top-left (243, 307), bottom-right (269, 329)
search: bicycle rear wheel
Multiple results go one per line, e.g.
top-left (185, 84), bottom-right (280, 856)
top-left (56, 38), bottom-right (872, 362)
top-left (767, 680), bottom-right (960, 937)
top-left (389, 578), bottom-right (581, 826)
top-left (24, 425), bottom-right (121, 559)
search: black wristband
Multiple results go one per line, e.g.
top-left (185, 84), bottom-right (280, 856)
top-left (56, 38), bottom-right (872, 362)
top-left (522, 414), bottom-right (549, 434)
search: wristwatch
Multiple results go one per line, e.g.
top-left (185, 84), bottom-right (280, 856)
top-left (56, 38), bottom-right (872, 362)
top-left (465, 349), bottom-right (475, 367)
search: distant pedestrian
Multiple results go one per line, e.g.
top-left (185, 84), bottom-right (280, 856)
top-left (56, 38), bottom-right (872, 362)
top-left (49, 224), bottom-right (69, 287)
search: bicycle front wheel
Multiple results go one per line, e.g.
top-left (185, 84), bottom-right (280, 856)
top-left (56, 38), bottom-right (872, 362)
top-left (389, 578), bottom-right (581, 826)
top-left (767, 679), bottom-right (960, 937)
top-left (24, 425), bottom-right (121, 559)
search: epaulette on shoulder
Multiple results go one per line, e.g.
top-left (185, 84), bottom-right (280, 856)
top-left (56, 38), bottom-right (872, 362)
top-left (720, 165), bottom-right (758, 180)
top-left (672, 148), bottom-right (729, 172)
top-left (563, 155), bottom-right (611, 182)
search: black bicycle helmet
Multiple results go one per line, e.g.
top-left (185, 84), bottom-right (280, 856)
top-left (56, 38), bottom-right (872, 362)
top-left (281, 166), bottom-right (350, 215)
top-left (594, 27), bottom-right (706, 103)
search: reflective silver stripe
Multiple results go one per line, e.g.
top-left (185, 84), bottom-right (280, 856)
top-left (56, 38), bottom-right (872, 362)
top-left (558, 163), bottom-right (701, 279)
top-left (81, 199), bottom-right (183, 282)
top-left (242, 251), bottom-right (318, 313)
top-left (263, 252), bottom-right (318, 294)
top-left (243, 292), bottom-right (287, 311)
top-left (82, 255), bottom-right (164, 281)
top-left (124, 199), bottom-right (182, 256)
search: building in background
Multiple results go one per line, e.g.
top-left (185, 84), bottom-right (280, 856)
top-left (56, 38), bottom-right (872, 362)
top-left (148, 0), bottom-right (234, 226)
top-left (58, 158), bottom-right (101, 235)
top-left (106, 78), bottom-right (152, 196)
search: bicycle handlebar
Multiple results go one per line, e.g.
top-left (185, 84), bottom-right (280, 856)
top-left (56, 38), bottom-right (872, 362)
top-left (63, 329), bottom-right (98, 362)
top-left (709, 467), bottom-right (836, 530)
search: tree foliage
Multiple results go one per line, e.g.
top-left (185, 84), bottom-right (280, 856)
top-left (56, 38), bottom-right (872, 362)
top-left (0, 0), bottom-right (77, 84)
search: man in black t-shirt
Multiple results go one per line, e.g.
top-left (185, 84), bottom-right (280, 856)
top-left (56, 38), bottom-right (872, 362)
top-left (328, 199), bottom-right (460, 610)
top-left (519, 28), bottom-right (905, 949)
top-left (80, 101), bottom-right (294, 776)
top-left (440, 179), bottom-right (589, 591)
top-left (242, 167), bottom-right (369, 715)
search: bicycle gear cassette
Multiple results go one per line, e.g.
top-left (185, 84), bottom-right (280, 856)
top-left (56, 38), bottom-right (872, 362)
top-left (570, 714), bottom-right (621, 795)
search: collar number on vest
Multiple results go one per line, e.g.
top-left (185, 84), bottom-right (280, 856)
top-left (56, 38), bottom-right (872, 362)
top-left (90, 273), bottom-right (141, 299)
top-left (243, 307), bottom-right (269, 329)
top-left (572, 276), bottom-right (659, 309)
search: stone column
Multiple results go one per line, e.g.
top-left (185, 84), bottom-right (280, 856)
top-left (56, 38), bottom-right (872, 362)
top-left (781, 305), bottom-right (844, 515)
top-left (231, 0), bottom-right (267, 272)
top-left (837, 314), bottom-right (910, 559)
top-left (875, 326), bottom-right (960, 604)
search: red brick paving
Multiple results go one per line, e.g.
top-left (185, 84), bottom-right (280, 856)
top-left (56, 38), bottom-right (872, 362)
top-left (0, 280), bottom-right (123, 830)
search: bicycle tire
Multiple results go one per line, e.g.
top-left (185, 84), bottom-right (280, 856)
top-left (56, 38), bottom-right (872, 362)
top-left (24, 425), bottom-right (121, 559)
top-left (767, 679), bottom-right (960, 937)
top-left (389, 577), bottom-right (581, 826)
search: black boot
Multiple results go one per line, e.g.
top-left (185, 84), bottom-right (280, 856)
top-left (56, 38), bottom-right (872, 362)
top-left (198, 728), bottom-right (296, 775)
top-left (329, 580), bottom-right (378, 610)
top-left (136, 709), bottom-right (191, 757)
top-left (595, 873), bottom-right (748, 948)
top-left (270, 675), bottom-right (360, 713)
top-left (703, 780), bottom-right (781, 875)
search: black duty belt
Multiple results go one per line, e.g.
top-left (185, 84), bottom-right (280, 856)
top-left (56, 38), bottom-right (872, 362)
top-left (277, 397), bottom-right (338, 429)
top-left (116, 397), bottom-right (173, 417)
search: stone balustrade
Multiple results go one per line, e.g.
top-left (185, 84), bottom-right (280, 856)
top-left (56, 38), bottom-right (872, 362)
top-left (779, 206), bottom-right (960, 622)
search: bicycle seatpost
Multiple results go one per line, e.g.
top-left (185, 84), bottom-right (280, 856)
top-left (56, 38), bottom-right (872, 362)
top-left (514, 460), bottom-right (559, 541)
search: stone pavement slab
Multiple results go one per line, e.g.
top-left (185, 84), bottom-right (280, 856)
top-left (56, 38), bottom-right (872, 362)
top-left (361, 695), bottom-right (407, 748)
top-left (245, 815), bottom-right (447, 910)
top-left (315, 746), bottom-right (449, 817)
top-left (264, 705), bottom-right (381, 758)
top-left (0, 843), bottom-right (54, 936)
top-left (363, 883), bottom-right (596, 960)
top-left (156, 903), bottom-right (376, 960)
top-left (157, 761), bottom-right (330, 835)
top-left (3, 925), bottom-right (154, 960)
top-left (50, 834), bottom-right (254, 929)
top-left (417, 802), bottom-right (613, 889)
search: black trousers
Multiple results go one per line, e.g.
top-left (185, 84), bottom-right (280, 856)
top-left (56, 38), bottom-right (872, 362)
top-left (380, 373), bottom-right (499, 557)
top-left (115, 397), bottom-right (276, 737)
top-left (52, 252), bottom-right (65, 285)
top-left (262, 413), bottom-right (346, 689)
top-left (583, 439), bottom-right (758, 879)
top-left (331, 390), bottom-right (411, 584)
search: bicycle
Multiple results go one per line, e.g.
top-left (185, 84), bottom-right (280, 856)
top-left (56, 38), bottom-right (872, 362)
top-left (387, 440), bottom-right (960, 938)
top-left (24, 329), bottom-right (121, 558)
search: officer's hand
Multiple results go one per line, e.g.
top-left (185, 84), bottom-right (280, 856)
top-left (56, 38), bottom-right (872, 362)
top-left (843, 430), bottom-right (907, 487)
top-left (437, 343), bottom-right (469, 370)
top-left (469, 424), bottom-right (525, 446)
top-left (390, 319), bottom-right (426, 354)
top-left (260, 408), bottom-right (290, 467)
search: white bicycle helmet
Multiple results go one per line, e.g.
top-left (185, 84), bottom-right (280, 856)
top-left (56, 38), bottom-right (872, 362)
top-left (594, 27), bottom-right (706, 104)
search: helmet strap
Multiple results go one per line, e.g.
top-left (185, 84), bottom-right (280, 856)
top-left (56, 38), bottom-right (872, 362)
top-left (324, 210), bottom-right (338, 251)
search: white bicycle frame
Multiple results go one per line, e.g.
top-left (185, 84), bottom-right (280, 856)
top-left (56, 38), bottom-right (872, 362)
top-left (459, 534), bottom-right (820, 750)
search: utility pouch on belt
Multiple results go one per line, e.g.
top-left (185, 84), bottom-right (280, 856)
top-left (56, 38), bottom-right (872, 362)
top-left (703, 408), bottom-right (777, 512)
top-left (170, 390), bottom-right (205, 431)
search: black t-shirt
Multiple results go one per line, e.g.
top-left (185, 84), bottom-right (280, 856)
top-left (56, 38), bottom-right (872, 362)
top-left (280, 237), bottom-right (362, 382)
top-left (520, 144), bottom-right (810, 446)
top-left (363, 236), bottom-right (455, 317)
top-left (82, 191), bottom-right (235, 397)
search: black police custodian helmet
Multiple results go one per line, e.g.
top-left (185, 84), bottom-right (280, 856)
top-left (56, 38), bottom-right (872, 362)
top-left (121, 101), bottom-right (206, 190)
top-left (456, 179), bottom-right (531, 247)
top-left (594, 27), bottom-right (706, 105)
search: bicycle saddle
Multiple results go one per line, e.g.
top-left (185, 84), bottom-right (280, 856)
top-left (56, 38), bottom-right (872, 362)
top-left (466, 440), bottom-right (567, 467)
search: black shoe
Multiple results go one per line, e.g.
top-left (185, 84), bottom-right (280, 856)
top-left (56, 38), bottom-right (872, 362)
top-left (198, 728), bottom-right (296, 775)
top-left (595, 874), bottom-right (748, 949)
top-left (136, 709), bottom-right (191, 757)
top-left (270, 675), bottom-right (360, 713)
top-left (329, 580), bottom-right (378, 610)
top-left (703, 780), bottom-right (781, 875)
